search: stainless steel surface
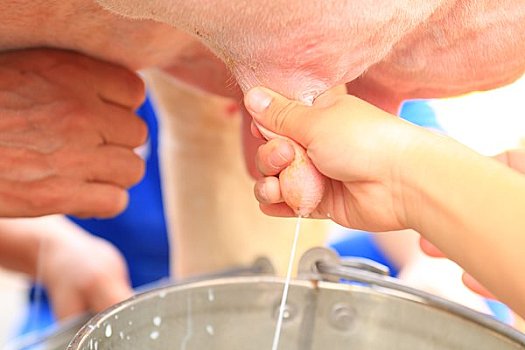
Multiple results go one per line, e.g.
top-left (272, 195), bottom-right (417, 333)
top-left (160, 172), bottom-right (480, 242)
top-left (297, 246), bottom-right (340, 280)
top-left (328, 303), bottom-right (355, 331)
top-left (339, 257), bottom-right (390, 276)
top-left (4, 315), bottom-right (92, 350)
top-left (297, 247), bottom-right (390, 280)
top-left (68, 275), bottom-right (525, 350)
top-left (4, 257), bottom-right (275, 350)
top-left (314, 255), bottom-right (525, 343)
top-left (10, 248), bottom-right (525, 349)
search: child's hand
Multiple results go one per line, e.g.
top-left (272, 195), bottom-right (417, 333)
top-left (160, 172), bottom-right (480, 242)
top-left (244, 87), bottom-right (430, 231)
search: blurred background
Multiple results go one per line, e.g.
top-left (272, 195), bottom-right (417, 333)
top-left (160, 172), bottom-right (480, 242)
top-left (1, 74), bottom-right (524, 345)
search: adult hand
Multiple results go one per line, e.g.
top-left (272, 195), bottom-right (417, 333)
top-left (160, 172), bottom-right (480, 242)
top-left (0, 48), bottom-right (147, 218)
top-left (244, 87), bottom-right (430, 231)
top-left (40, 221), bottom-right (132, 319)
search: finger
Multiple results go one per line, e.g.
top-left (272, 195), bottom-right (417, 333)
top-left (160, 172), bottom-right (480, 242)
top-left (38, 179), bottom-right (130, 218)
top-left (36, 50), bottom-right (146, 110)
top-left (0, 177), bottom-right (130, 218)
top-left (66, 183), bottom-right (130, 218)
top-left (241, 105), bottom-right (265, 179)
top-left (50, 290), bottom-right (88, 320)
top-left (244, 87), bottom-right (314, 148)
top-left (79, 55), bottom-right (146, 110)
top-left (254, 176), bottom-right (283, 204)
top-left (93, 104), bottom-right (148, 148)
top-left (91, 146), bottom-right (146, 188)
top-left (462, 273), bottom-right (496, 299)
top-left (259, 202), bottom-right (296, 217)
top-left (493, 149), bottom-right (525, 174)
top-left (255, 139), bottom-right (295, 176)
top-left (250, 120), bottom-right (264, 139)
top-left (50, 146), bottom-right (146, 188)
top-left (419, 237), bottom-right (446, 257)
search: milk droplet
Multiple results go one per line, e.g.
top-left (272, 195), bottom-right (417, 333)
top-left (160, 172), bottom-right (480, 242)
top-left (114, 314), bottom-right (119, 320)
top-left (150, 331), bottom-right (160, 340)
top-left (153, 316), bottom-right (162, 327)
top-left (128, 320), bottom-right (133, 326)
top-left (283, 309), bottom-right (291, 319)
top-left (206, 325), bottom-right (214, 335)
top-left (208, 288), bottom-right (215, 302)
top-left (126, 335), bottom-right (131, 340)
top-left (119, 331), bottom-right (124, 340)
top-left (159, 290), bottom-right (167, 298)
top-left (105, 324), bottom-right (112, 338)
top-left (130, 306), bottom-right (135, 311)
top-left (94, 340), bottom-right (99, 350)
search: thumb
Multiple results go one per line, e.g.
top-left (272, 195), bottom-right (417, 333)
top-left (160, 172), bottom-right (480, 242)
top-left (244, 87), bottom-right (313, 147)
top-left (462, 273), bottom-right (495, 299)
top-left (493, 149), bottom-right (525, 174)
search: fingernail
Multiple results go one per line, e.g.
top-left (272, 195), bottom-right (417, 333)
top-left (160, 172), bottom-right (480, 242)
top-left (246, 88), bottom-right (272, 114)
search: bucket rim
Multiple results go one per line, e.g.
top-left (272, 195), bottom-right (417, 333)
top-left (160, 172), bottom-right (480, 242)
top-left (66, 275), bottom-right (525, 349)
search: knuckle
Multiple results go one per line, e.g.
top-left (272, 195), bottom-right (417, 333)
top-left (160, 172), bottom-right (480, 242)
top-left (271, 100), bottom-right (298, 133)
top-left (56, 101), bottom-right (93, 127)
top-left (25, 179), bottom-right (66, 215)
top-left (256, 141), bottom-right (283, 176)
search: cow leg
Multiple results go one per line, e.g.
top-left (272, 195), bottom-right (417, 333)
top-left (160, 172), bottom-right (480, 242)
top-left (144, 69), bottom-right (329, 278)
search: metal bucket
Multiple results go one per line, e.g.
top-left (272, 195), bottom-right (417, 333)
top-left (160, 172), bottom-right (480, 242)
top-left (66, 248), bottom-right (525, 350)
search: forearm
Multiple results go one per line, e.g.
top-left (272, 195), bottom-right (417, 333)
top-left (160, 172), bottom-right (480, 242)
top-left (0, 216), bottom-right (82, 278)
top-left (0, 218), bottom-right (45, 276)
top-left (402, 132), bottom-right (525, 315)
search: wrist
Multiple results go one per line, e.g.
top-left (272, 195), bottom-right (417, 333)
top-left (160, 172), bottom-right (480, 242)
top-left (392, 126), bottom-right (452, 231)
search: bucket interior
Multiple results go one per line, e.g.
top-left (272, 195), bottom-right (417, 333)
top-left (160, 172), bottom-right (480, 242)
top-left (69, 277), bottom-right (524, 350)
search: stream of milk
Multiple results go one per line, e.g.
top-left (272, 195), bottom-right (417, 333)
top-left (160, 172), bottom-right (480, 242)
top-left (181, 294), bottom-right (193, 350)
top-left (271, 215), bottom-right (302, 350)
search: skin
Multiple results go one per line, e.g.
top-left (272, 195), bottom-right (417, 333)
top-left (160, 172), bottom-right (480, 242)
top-left (0, 69), bottom-right (328, 321)
top-left (1, 0), bottom-right (524, 215)
top-left (253, 121), bottom-right (326, 216)
top-left (93, 0), bottom-right (525, 179)
top-left (1, 0), bottom-right (524, 319)
top-left (0, 216), bottom-right (132, 319)
top-left (0, 49), bottom-right (147, 218)
top-left (97, 0), bottom-right (525, 105)
top-left (419, 149), bottom-right (525, 299)
top-left (0, 48), bottom-right (144, 319)
top-left (144, 70), bottom-right (328, 277)
top-left (244, 86), bottom-right (525, 318)
top-left (2, 0), bottom-right (525, 167)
